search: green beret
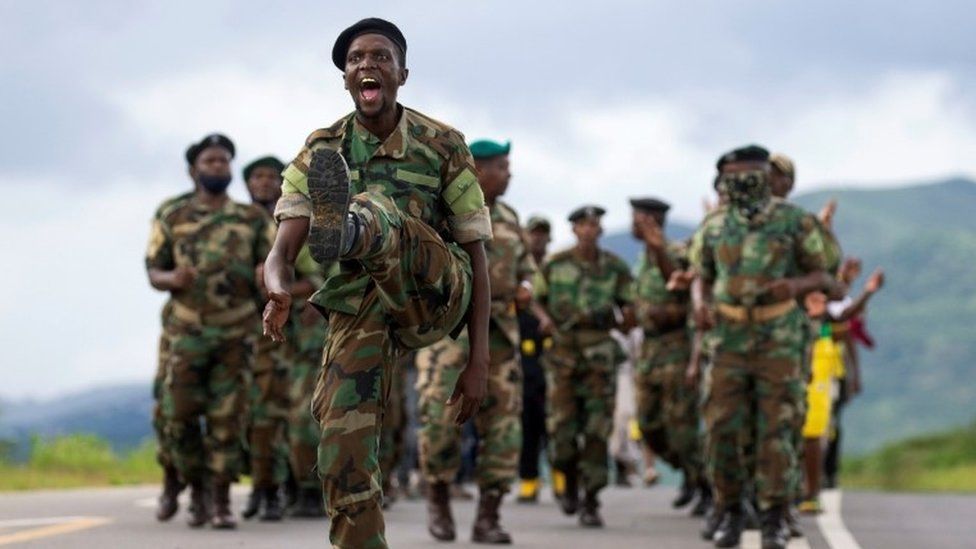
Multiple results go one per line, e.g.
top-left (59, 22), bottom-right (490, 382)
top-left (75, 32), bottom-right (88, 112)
top-left (629, 197), bottom-right (670, 213)
top-left (716, 144), bottom-right (770, 171)
top-left (469, 139), bottom-right (511, 160)
top-left (185, 133), bottom-right (235, 165)
top-left (243, 156), bottom-right (285, 182)
top-left (568, 205), bottom-right (606, 223)
top-left (526, 216), bottom-right (551, 232)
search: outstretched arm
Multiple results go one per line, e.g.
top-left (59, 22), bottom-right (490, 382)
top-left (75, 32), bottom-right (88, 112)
top-left (262, 217), bottom-right (309, 342)
top-left (448, 241), bottom-right (490, 425)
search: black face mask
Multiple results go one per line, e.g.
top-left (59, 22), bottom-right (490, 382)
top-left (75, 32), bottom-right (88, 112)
top-left (198, 174), bottom-right (232, 194)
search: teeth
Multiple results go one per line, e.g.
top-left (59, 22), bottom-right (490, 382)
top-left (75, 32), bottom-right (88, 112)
top-left (361, 77), bottom-right (378, 85)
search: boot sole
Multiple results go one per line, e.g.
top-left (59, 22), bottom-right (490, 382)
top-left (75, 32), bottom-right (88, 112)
top-left (306, 148), bottom-right (352, 263)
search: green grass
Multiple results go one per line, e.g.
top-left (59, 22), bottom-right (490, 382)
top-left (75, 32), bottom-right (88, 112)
top-left (843, 421), bottom-right (976, 492)
top-left (0, 434), bottom-right (160, 491)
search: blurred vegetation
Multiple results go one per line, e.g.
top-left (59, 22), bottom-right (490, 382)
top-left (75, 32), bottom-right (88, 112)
top-left (843, 420), bottom-right (976, 492)
top-left (0, 434), bottom-right (159, 491)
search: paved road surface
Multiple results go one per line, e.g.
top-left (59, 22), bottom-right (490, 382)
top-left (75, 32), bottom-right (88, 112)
top-left (0, 484), bottom-right (970, 548)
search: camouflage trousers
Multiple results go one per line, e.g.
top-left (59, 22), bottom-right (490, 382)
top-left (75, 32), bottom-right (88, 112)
top-left (634, 329), bottom-right (702, 486)
top-left (416, 322), bottom-right (522, 492)
top-left (161, 318), bottom-right (253, 483)
top-left (703, 349), bottom-right (804, 511)
top-left (288, 312), bottom-right (328, 490)
top-left (544, 332), bottom-right (624, 495)
top-left (313, 192), bottom-right (473, 549)
top-left (246, 335), bottom-right (291, 488)
top-left (153, 333), bottom-right (173, 468)
top-left (379, 353), bottom-right (410, 485)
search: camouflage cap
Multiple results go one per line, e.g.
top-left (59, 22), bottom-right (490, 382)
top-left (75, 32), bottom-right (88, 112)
top-left (469, 139), bottom-right (511, 160)
top-left (716, 144), bottom-right (769, 171)
top-left (629, 197), bottom-right (670, 213)
top-left (332, 18), bottom-right (407, 70)
top-left (526, 215), bottom-right (551, 232)
top-left (568, 205), bottom-right (606, 223)
top-left (770, 153), bottom-right (795, 179)
top-left (185, 133), bottom-right (235, 165)
top-left (243, 156), bottom-right (285, 182)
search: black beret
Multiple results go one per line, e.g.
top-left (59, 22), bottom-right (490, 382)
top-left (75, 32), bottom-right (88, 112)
top-left (243, 156), bottom-right (285, 182)
top-left (568, 205), bottom-right (606, 223)
top-left (716, 144), bottom-right (770, 171)
top-left (332, 18), bottom-right (407, 70)
top-left (185, 133), bottom-right (235, 165)
top-left (629, 197), bottom-right (670, 213)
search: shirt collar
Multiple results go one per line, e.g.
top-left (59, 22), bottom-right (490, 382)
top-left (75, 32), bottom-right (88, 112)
top-left (349, 104), bottom-right (409, 160)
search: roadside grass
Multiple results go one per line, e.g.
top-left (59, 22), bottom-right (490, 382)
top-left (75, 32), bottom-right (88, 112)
top-left (0, 434), bottom-right (159, 491)
top-left (843, 421), bottom-right (976, 492)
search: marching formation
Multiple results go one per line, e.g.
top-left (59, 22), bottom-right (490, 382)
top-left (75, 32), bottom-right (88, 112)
top-left (144, 17), bottom-right (885, 549)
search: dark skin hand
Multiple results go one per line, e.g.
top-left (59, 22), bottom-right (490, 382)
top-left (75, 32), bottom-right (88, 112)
top-left (685, 330), bottom-right (704, 387)
top-left (262, 217), bottom-right (309, 342)
top-left (691, 276), bottom-right (714, 331)
top-left (762, 271), bottom-right (845, 302)
top-left (447, 241), bottom-right (490, 425)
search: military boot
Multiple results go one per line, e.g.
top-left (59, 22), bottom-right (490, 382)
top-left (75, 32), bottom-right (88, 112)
top-left (427, 481), bottom-right (456, 541)
top-left (713, 505), bottom-right (744, 548)
top-left (306, 148), bottom-right (358, 262)
top-left (186, 479), bottom-right (211, 528)
top-left (701, 505), bottom-right (722, 541)
top-left (785, 504), bottom-right (803, 538)
top-left (240, 488), bottom-right (262, 520)
top-left (761, 505), bottom-right (790, 549)
top-left (691, 484), bottom-right (713, 517)
top-left (578, 492), bottom-right (603, 528)
top-left (672, 478), bottom-right (696, 509)
top-left (155, 465), bottom-right (185, 522)
top-left (472, 489), bottom-right (512, 544)
top-left (210, 480), bottom-right (237, 529)
top-left (557, 469), bottom-right (579, 516)
top-left (290, 487), bottom-right (325, 518)
top-left (259, 486), bottom-right (284, 521)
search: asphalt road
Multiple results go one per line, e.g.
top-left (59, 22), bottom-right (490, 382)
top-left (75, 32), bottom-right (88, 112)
top-left (0, 484), bottom-right (970, 548)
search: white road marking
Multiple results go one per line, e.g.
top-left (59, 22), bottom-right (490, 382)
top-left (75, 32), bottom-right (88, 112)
top-left (817, 489), bottom-right (862, 549)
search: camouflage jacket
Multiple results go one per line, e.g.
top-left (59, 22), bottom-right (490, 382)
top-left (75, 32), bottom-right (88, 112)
top-left (487, 199), bottom-right (537, 344)
top-left (146, 192), bottom-right (274, 320)
top-left (274, 105), bottom-right (492, 315)
top-left (535, 247), bottom-right (634, 334)
top-left (633, 240), bottom-right (691, 336)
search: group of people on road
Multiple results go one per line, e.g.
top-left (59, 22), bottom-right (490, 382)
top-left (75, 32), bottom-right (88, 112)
top-left (145, 17), bottom-right (884, 549)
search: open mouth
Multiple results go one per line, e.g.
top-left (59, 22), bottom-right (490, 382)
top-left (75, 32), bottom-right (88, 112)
top-left (359, 77), bottom-right (382, 103)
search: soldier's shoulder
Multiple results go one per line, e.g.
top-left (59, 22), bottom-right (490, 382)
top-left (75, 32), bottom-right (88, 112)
top-left (230, 201), bottom-right (272, 223)
top-left (602, 249), bottom-right (630, 271)
top-left (770, 200), bottom-right (817, 228)
top-left (545, 248), bottom-right (576, 265)
top-left (154, 192), bottom-right (193, 222)
top-left (403, 106), bottom-right (467, 159)
top-left (304, 114), bottom-right (354, 147)
top-left (493, 200), bottom-right (521, 224)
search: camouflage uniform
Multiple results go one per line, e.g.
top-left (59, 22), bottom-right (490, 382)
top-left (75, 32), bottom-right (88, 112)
top-left (153, 302), bottom-right (177, 468)
top-left (632, 243), bottom-right (702, 488)
top-left (416, 200), bottom-right (533, 492)
top-left (246, 335), bottom-right (290, 489)
top-left (274, 106), bottom-right (492, 548)
top-left (379, 352), bottom-right (410, 489)
top-left (690, 200), bottom-right (829, 511)
top-left (146, 193), bottom-right (274, 484)
top-left (535, 248), bottom-right (634, 496)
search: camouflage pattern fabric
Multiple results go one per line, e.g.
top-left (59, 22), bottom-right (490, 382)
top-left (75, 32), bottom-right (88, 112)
top-left (245, 335), bottom-right (291, 488)
top-left (692, 197), bottom-right (829, 511)
top-left (536, 247), bottom-right (633, 495)
top-left (416, 199), bottom-right (533, 493)
top-left (379, 353), bottom-right (410, 484)
top-left (147, 193), bottom-right (272, 484)
top-left (275, 106), bottom-right (490, 549)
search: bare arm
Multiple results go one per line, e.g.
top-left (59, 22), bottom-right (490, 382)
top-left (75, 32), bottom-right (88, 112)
top-left (262, 217), bottom-right (309, 342)
top-left (147, 266), bottom-right (196, 292)
top-left (448, 240), bottom-right (490, 424)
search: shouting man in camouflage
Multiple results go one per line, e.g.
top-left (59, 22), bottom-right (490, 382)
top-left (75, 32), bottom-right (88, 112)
top-left (261, 18), bottom-right (492, 548)
top-left (146, 133), bottom-right (274, 529)
top-left (416, 139), bottom-right (544, 544)
top-left (535, 206), bottom-right (635, 528)
top-left (690, 145), bottom-right (841, 549)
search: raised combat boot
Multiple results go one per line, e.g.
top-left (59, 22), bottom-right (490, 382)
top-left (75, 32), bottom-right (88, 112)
top-left (155, 465), bottom-right (185, 522)
top-left (186, 479), bottom-right (211, 528)
top-left (760, 505), bottom-right (791, 549)
top-left (427, 481), bottom-right (456, 541)
top-left (259, 486), bottom-right (284, 521)
top-left (210, 479), bottom-right (237, 529)
top-left (306, 148), bottom-right (358, 263)
top-left (472, 489), bottom-right (512, 544)
top-left (578, 492), bottom-right (604, 528)
top-left (713, 504), bottom-right (744, 548)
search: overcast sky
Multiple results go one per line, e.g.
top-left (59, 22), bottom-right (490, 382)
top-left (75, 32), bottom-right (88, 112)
top-left (2, 0), bottom-right (975, 399)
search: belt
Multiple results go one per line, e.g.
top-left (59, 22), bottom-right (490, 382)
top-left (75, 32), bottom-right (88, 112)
top-left (716, 300), bottom-right (796, 323)
top-left (171, 301), bottom-right (258, 327)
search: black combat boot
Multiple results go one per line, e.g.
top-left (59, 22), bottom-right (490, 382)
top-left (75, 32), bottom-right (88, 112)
top-left (761, 505), bottom-right (790, 549)
top-left (471, 489), bottom-right (512, 544)
top-left (427, 481), bottom-right (456, 541)
top-left (672, 477), bottom-right (696, 509)
top-left (557, 469), bottom-right (579, 516)
top-left (785, 504), bottom-right (803, 538)
top-left (701, 504), bottom-right (723, 541)
top-left (240, 488), bottom-right (262, 520)
top-left (306, 148), bottom-right (357, 262)
top-left (186, 479), bottom-right (211, 528)
top-left (210, 480), bottom-right (237, 529)
top-left (290, 487), bottom-right (326, 518)
top-left (156, 465), bottom-right (185, 522)
top-left (259, 486), bottom-right (284, 521)
top-left (578, 492), bottom-right (604, 528)
top-left (691, 483), bottom-right (713, 517)
top-left (713, 504), bottom-right (744, 548)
